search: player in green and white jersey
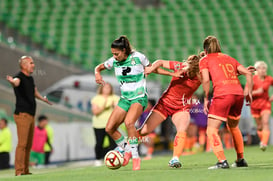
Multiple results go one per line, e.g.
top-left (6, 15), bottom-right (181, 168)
top-left (95, 36), bottom-right (174, 170)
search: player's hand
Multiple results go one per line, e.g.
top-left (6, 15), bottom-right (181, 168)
top-left (203, 98), bottom-right (209, 115)
top-left (172, 69), bottom-right (185, 78)
top-left (247, 66), bottom-right (256, 73)
top-left (144, 66), bottom-right (154, 76)
top-left (6, 75), bottom-right (13, 83)
top-left (95, 73), bottom-right (105, 85)
top-left (43, 96), bottom-right (53, 105)
top-left (255, 87), bottom-right (264, 94)
top-left (245, 94), bottom-right (252, 106)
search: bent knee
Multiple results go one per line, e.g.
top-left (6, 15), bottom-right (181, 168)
top-left (124, 120), bottom-right (136, 129)
top-left (139, 127), bottom-right (149, 136)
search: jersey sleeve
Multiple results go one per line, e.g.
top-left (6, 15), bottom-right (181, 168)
top-left (104, 57), bottom-right (115, 70)
top-left (13, 72), bottom-right (21, 79)
top-left (140, 54), bottom-right (150, 67)
top-left (169, 61), bottom-right (184, 71)
top-left (199, 57), bottom-right (208, 72)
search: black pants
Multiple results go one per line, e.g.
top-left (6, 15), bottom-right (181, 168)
top-left (94, 128), bottom-right (116, 160)
top-left (44, 151), bottom-right (51, 165)
top-left (0, 152), bottom-right (10, 170)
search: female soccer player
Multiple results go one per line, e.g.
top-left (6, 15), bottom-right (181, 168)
top-left (94, 35), bottom-right (173, 170)
top-left (139, 54), bottom-right (201, 168)
top-left (250, 61), bottom-right (273, 151)
top-left (199, 36), bottom-right (253, 169)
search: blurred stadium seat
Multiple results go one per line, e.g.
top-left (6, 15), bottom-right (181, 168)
top-left (0, 0), bottom-right (272, 72)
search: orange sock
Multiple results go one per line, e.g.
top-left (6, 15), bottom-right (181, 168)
top-left (190, 136), bottom-right (197, 149)
top-left (257, 130), bottom-right (262, 141)
top-left (147, 147), bottom-right (154, 155)
top-left (207, 127), bottom-right (226, 161)
top-left (229, 126), bottom-right (244, 160)
top-left (223, 132), bottom-right (233, 149)
top-left (199, 129), bottom-right (206, 145)
top-left (262, 130), bottom-right (270, 145)
top-left (173, 131), bottom-right (187, 157)
top-left (206, 136), bottom-right (211, 152)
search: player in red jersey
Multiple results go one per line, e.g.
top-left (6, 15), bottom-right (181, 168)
top-left (139, 54), bottom-right (201, 168)
top-left (250, 61), bottom-right (273, 151)
top-left (199, 36), bottom-right (253, 169)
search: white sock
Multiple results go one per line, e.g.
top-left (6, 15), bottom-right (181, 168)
top-left (115, 135), bottom-right (130, 152)
top-left (130, 143), bottom-right (139, 158)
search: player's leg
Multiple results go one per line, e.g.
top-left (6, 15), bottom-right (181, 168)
top-left (254, 116), bottom-right (263, 141)
top-left (143, 133), bottom-right (156, 160)
top-left (207, 118), bottom-right (229, 169)
top-left (227, 95), bottom-right (248, 167)
top-left (105, 106), bottom-right (127, 151)
top-left (140, 111), bottom-right (165, 135)
top-left (227, 118), bottom-right (248, 167)
top-left (169, 111), bottom-right (190, 168)
top-left (124, 102), bottom-right (145, 170)
top-left (260, 110), bottom-right (271, 150)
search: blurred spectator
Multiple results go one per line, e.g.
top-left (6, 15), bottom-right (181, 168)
top-left (64, 96), bottom-right (72, 109)
top-left (220, 123), bottom-right (234, 149)
top-left (30, 115), bottom-right (52, 167)
top-left (44, 120), bottom-right (54, 165)
top-left (0, 118), bottom-right (12, 170)
top-left (239, 100), bottom-right (255, 145)
top-left (190, 94), bottom-right (209, 152)
top-left (91, 83), bottom-right (119, 165)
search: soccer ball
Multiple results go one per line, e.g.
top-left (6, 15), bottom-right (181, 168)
top-left (104, 150), bottom-right (124, 169)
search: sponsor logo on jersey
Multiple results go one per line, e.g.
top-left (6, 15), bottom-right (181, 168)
top-left (131, 58), bottom-right (136, 65)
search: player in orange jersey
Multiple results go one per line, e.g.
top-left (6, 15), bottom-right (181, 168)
top-left (250, 61), bottom-right (273, 151)
top-left (139, 54), bottom-right (202, 168)
top-left (199, 36), bottom-right (253, 169)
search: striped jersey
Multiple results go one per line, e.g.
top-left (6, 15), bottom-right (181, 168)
top-left (104, 51), bottom-right (150, 100)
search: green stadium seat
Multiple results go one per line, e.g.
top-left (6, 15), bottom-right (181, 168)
top-left (0, 0), bottom-right (272, 77)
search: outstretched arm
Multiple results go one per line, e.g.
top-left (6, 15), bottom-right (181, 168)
top-left (35, 87), bottom-right (52, 105)
top-left (95, 63), bottom-right (106, 85)
top-left (6, 75), bottom-right (20, 87)
top-left (145, 60), bottom-right (170, 75)
top-left (145, 60), bottom-right (185, 77)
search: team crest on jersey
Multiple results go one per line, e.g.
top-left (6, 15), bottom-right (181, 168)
top-left (175, 63), bottom-right (180, 70)
top-left (131, 58), bottom-right (136, 65)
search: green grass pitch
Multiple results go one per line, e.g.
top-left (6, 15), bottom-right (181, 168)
top-left (1, 146), bottom-right (273, 181)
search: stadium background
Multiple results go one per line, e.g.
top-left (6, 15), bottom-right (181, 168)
top-left (0, 0), bottom-right (273, 164)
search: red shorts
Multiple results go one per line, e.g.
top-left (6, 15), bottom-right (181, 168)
top-left (208, 95), bottom-right (244, 121)
top-left (152, 99), bottom-right (191, 119)
top-left (250, 102), bottom-right (271, 118)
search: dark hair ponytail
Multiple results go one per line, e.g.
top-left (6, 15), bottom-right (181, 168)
top-left (111, 35), bottom-right (132, 56)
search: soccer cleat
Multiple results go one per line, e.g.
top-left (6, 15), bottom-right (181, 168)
top-left (168, 158), bottom-right (182, 168)
top-left (208, 160), bottom-right (229, 169)
top-left (260, 143), bottom-right (267, 151)
top-left (122, 152), bottom-right (132, 166)
top-left (231, 159), bottom-right (248, 168)
top-left (132, 157), bottom-right (141, 170)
